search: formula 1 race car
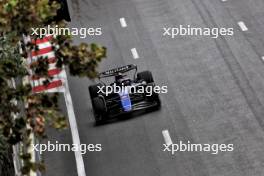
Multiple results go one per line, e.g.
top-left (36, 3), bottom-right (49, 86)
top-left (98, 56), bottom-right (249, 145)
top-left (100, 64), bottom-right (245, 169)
top-left (89, 64), bottom-right (161, 124)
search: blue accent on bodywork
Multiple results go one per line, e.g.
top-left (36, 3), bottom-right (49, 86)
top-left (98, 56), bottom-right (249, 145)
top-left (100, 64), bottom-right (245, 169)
top-left (119, 88), bottom-right (132, 111)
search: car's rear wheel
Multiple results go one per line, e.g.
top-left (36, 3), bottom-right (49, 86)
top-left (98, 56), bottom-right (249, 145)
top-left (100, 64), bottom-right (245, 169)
top-left (137, 71), bottom-right (154, 83)
top-left (89, 83), bottom-right (104, 99)
top-left (92, 97), bottom-right (107, 124)
top-left (148, 84), bottom-right (161, 108)
top-left (153, 94), bottom-right (161, 108)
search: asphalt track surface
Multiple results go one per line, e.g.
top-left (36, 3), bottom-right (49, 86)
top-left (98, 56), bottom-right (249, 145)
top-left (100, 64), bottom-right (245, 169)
top-left (44, 0), bottom-right (264, 175)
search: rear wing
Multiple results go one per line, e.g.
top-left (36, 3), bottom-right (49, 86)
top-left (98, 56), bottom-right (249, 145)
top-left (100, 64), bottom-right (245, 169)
top-left (99, 64), bottom-right (137, 78)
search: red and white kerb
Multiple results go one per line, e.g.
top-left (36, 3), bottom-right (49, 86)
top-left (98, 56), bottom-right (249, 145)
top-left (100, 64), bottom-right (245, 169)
top-left (25, 35), bottom-right (65, 93)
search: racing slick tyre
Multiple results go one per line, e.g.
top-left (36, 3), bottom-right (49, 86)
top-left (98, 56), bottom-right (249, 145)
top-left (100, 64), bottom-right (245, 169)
top-left (146, 82), bottom-right (161, 109)
top-left (92, 97), bottom-right (107, 125)
top-left (153, 94), bottom-right (161, 108)
top-left (137, 71), bottom-right (154, 83)
top-left (89, 83), bottom-right (104, 99)
top-left (150, 89), bottom-right (161, 108)
top-left (147, 93), bottom-right (161, 111)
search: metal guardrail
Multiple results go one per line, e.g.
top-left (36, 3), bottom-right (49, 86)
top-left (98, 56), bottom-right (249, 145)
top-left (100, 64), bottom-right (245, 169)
top-left (7, 79), bottom-right (23, 176)
top-left (12, 144), bottom-right (22, 176)
top-left (0, 145), bottom-right (15, 176)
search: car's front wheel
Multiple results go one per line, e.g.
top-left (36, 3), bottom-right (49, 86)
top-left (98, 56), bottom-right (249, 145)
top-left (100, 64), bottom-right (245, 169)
top-left (89, 83), bottom-right (104, 99)
top-left (137, 71), bottom-right (154, 83)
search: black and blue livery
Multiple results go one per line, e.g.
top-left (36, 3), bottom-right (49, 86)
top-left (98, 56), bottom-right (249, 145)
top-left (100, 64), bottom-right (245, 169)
top-left (88, 64), bottom-right (161, 125)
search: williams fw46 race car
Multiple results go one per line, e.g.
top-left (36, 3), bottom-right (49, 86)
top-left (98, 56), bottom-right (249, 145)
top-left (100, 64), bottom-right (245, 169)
top-left (89, 64), bottom-right (161, 124)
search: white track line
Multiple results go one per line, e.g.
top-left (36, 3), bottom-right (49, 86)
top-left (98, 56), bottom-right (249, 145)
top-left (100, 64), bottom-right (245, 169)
top-left (162, 130), bottom-right (173, 145)
top-left (120, 17), bottom-right (127, 28)
top-left (131, 48), bottom-right (139, 59)
top-left (221, 0), bottom-right (227, 2)
top-left (62, 70), bottom-right (86, 176)
top-left (238, 21), bottom-right (248, 31)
